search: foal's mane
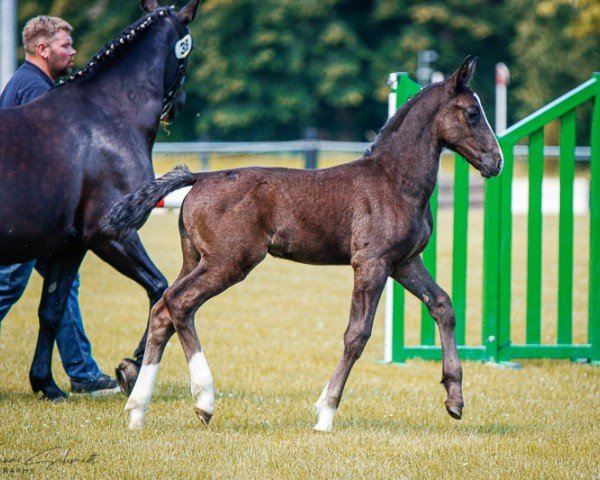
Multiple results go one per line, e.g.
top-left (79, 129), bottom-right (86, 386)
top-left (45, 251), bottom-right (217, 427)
top-left (368, 82), bottom-right (442, 155)
top-left (54, 6), bottom-right (173, 89)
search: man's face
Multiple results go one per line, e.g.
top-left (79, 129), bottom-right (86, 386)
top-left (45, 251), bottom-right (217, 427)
top-left (44, 29), bottom-right (76, 79)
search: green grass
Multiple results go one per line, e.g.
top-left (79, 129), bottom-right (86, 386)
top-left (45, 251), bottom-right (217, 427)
top-left (0, 205), bottom-right (599, 479)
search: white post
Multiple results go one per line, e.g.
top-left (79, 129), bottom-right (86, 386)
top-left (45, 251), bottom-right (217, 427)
top-left (0, 0), bottom-right (17, 91)
top-left (383, 73), bottom-right (399, 363)
top-left (384, 278), bottom-right (393, 362)
top-left (495, 62), bottom-right (510, 134)
top-left (387, 72), bottom-right (398, 119)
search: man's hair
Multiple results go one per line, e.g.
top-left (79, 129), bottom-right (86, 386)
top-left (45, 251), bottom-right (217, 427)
top-left (22, 16), bottom-right (72, 55)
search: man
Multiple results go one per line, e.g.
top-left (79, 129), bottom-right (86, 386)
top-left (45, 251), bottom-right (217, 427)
top-left (0, 15), bottom-right (119, 395)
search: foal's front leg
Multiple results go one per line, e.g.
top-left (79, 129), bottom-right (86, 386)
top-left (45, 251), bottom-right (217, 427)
top-left (392, 257), bottom-right (464, 420)
top-left (314, 260), bottom-right (388, 432)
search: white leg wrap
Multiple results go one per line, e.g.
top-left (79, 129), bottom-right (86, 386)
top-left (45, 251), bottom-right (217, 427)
top-left (125, 363), bottom-right (160, 430)
top-left (313, 383), bottom-right (336, 432)
top-left (189, 350), bottom-right (214, 416)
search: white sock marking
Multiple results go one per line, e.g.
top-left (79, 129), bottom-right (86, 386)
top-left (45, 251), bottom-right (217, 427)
top-left (314, 383), bottom-right (336, 432)
top-left (125, 363), bottom-right (160, 430)
top-left (189, 350), bottom-right (214, 415)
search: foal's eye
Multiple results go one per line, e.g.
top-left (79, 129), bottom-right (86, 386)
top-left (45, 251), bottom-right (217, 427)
top-left (466, 108), bottom-right (480, 124)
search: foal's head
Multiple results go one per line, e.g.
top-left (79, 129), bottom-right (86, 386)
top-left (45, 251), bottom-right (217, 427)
top-left (435, 56), bottom-right (503, 178)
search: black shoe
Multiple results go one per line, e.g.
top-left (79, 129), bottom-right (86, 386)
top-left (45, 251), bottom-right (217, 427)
top-left (71, 373), bottom-right (120, 396)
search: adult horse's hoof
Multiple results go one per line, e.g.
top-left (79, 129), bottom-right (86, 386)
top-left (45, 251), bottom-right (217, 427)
top-left (445, 402), bottom-right (463, 420)
top-left (115, 358), bottom-right (140, 397)
top-left (194, 407), bottom-right (212, 426)
top-left (31, 379), bottom-right (68, 402)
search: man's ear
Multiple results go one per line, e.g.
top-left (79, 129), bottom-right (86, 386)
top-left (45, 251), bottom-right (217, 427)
top-left (36, 43), bottom-right (48, 60)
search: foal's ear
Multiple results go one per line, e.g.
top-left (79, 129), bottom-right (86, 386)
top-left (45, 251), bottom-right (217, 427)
top-left (140, 0), bottom-right (160, 12)
top-left (445, 56), bottom-right (477, 95)
top-left (176, 0), bottom-right (201, 25)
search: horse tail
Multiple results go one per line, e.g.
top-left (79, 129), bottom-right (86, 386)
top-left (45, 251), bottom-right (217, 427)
top-left (101, 164), bottom-right (197, 238)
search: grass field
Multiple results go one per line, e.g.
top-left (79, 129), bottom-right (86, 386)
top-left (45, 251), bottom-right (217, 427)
top-left (1, 178), bottom-right (599, 478)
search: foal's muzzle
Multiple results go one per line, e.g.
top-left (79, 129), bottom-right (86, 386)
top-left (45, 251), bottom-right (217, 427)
top-left (478, 150), bottom-right (504, 178)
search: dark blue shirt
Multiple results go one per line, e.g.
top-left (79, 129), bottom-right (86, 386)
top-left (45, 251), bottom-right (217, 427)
top-left (0, 61), bottom-right (54, 108)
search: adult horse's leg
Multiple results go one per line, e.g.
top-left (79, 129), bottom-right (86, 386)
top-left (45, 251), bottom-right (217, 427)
top-left (392, 257), bottom-right (464, 420)
top-left (91, 231), bottom-right (168, 395)
top-left (29, 248), bottom-right (86, 401)
top-left (314, 259), bottom-right (389, 432)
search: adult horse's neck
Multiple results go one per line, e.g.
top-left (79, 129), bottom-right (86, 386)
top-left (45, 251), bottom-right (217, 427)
top-left (60, 16), bottom-right (176, 145)
top-left (370, 84), bottom-right (444, 209)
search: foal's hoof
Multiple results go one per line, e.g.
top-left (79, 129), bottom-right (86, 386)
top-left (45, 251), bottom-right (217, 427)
top-left (194, 407), bottom-right (212, 426)
top-left (445, 402), bottom-right (463, 420)
top-left (128, 409), bottom-right (146, 430)
top-left (115, 358), bottom-right (140, 397)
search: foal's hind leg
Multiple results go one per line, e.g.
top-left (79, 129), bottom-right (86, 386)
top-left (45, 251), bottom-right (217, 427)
top-left (92, 231), bottom-right (169, 395)
top-left (392, 257), bottom-right (464, 420)
top-left (125, 233), bottom-right (202, 428)
top-left (162, 249), bottom-right (266, 427)
top-left (125, 299), bottom-right (175, 429)
top-left (314, 259), bottom-right (389, 432)
top-left (163, 273), bottom-right (215, 426)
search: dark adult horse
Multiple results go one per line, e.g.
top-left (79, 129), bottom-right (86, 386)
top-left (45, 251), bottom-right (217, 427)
top-left (103, 57), bottom-right (503, 431)
top-left (0, 0), bottom-right (200, 401)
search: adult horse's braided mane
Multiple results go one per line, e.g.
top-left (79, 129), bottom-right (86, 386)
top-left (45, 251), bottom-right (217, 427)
top-left (54, 6), bottom-right (173, 88)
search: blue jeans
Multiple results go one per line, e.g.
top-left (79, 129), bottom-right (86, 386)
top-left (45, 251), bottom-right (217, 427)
top-left (0, 260), bottom-right (102, 383)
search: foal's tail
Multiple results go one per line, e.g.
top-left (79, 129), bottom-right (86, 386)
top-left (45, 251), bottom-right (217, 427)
top-left (101, 165), bottom-right (197, 238)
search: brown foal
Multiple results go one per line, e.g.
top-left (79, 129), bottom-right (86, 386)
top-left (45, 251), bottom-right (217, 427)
top-left (102, 56), bottom-right (503, 431)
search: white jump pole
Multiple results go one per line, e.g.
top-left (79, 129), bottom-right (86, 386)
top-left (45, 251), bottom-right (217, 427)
top-left (383, 73), bottom-right (399, 363)
top-left (495, 62), bottom-right (510, 134)
top-left (0, 0), bottom-right (17, 91)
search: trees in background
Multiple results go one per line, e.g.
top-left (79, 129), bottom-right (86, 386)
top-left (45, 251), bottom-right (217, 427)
top-left (185, 0), bottom-right (514, 141)
top-left (508, 0), bottom-right (600, 144)
top-left (17, 0), bottom-right (599, 141)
